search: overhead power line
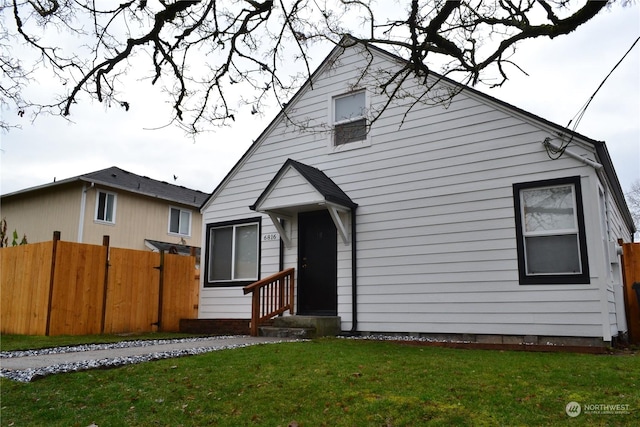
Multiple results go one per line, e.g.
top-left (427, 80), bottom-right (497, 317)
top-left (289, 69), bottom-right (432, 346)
top-left (545, 36), bottom-right (640, 160)
top-left (568, 36), bottom-right (640, 133)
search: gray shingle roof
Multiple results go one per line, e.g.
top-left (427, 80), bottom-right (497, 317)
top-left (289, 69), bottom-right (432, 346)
top-left (81, 167), bottom-right (209, 207)
top-left (145, 239), bottom-right (201, 258)
top-left (2, 166), bottom-right (209, 207)
top-left (286, 159), bottom-right (357, 208)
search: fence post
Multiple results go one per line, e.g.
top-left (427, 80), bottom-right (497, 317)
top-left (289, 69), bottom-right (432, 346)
top-left (45, 231), bottom-right (61, 336)
top-left (100, 235), bottom-right (110, 334)
top-left (621, 242), bottom-right (640, 344)
top-left (155, 250), bottom-right (165, 331)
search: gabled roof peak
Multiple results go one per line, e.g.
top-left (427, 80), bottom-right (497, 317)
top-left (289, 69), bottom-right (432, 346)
top-left (250, 158), bottom-right (357, 213)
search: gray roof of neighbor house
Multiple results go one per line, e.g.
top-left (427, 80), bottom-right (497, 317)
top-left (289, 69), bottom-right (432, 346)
top-left (2, 166), bottom-right (209, 207)
top-left (145, 239), bottom-right (201, 258)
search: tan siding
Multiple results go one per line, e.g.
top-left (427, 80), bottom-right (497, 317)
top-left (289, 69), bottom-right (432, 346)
top-left (1, 184), bottom-right (81, 243)
top-left (81, 186), bottom-right (202, 250)
top-left (3, 182), bottom-right (202, 251)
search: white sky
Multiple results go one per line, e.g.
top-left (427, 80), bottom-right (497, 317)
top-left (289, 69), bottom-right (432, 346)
top-left (1, 4), bottom-right (638, 202)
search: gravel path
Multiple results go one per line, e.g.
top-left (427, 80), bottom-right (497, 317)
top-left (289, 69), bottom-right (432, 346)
top-left (0, 336), bottom-right (298, 383)
top-left (0, 334), bottom-right (518, 383)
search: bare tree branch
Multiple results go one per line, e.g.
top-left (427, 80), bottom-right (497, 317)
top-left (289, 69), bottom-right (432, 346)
top-left (0, 0), bottom-right (621, 133)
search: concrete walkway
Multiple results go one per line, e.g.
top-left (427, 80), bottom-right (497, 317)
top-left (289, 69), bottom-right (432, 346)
top-left (0, 336), bottom-right (296, 382)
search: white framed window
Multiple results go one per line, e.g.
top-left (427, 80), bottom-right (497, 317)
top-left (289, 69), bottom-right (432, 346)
top-left (513, 176), bottom-right (589, 284)
top-left (333, 91), bottom-right (367, 146)
top-left (169, 207), bottom-right (192, 236)
top-left (205, 218), bottom-right (260, 286)
top-left (95, 191), bottom-right (116, 224)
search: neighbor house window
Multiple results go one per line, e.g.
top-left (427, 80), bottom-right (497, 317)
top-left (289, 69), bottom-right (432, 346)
top-left (95, 191), bottom-right (116, 224)
top-left (513, 176), bottom-right (589, 284)
top-left (205, 218), bottom-right (260, 286)
top-left (169, 207), bottom-right (191, 236)
top-left (333, 91), bottom-right (367, 145)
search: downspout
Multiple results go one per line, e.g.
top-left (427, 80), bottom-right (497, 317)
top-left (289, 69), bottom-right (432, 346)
top-left (78, 182), bottom-right (95, 243)
top-left (78, 183), bottom-right (89, 243)
top-left (279, 219), bottom-right (286, 317)
top-left (279, 219), bottom-right (285, 272)
top-left (350, 207), bottom-right (358, 334)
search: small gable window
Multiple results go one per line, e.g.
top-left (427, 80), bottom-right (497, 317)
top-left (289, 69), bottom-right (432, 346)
top-left (169, 207), bottom-right (192, 236)
top-left (333, 91), bottom-right (366, 146)
top-left (205, 218), bottom-right (261, 287)
top-left (95, 191), bottom-right (116, 224)
top-left (513, 176), bottom-right (589, 284)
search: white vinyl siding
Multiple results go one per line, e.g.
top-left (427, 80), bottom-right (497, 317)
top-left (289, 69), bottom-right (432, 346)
top-left (597, 183), bottom-right (631, 340)
top-left (199, 42), bottom-right (628, 340)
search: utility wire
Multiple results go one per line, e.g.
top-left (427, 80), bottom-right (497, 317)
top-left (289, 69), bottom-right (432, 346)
top-left (569, 36), bottom-right (639, 132)
top-left (546, 36), bottom-right (640, 160)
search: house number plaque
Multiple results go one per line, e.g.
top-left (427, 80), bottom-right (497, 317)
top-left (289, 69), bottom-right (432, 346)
top-left (262, 233), bottom-right (280, 242)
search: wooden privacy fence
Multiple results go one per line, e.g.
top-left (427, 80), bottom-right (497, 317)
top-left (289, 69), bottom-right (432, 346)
top-left (0, 233), bottom-right (198, 336)
top-left (622, 242), bottom-right (640, 344)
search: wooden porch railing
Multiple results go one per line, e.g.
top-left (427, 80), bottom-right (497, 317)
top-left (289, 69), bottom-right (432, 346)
top-left (243, 268), bottom-right (295, 336)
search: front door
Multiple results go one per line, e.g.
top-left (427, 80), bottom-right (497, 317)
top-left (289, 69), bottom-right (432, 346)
top-left (298, 210), bottom-right (337, 315)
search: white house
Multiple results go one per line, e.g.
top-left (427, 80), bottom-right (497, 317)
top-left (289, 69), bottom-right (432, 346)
top-left (199, 38), bottom-right (635, 347)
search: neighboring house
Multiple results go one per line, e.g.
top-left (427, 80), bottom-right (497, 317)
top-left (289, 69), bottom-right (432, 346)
top-left (199, 38), bottom-right (636, 347)
top-left (1, 166), bottom-right (208, 255)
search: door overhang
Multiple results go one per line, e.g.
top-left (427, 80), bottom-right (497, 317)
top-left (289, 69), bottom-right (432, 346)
top-left (250, 159), bottom-right (357, 248)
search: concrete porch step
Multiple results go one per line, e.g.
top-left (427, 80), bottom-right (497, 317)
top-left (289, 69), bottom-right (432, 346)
top-left (259, 315), bottom-right (341, 339)
top-left (259, 326), bottom-right (315, 339)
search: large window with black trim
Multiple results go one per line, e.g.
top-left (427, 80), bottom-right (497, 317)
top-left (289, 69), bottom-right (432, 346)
top-left (513, 176), bottom-right (589, 284)
top-left (205, 218), bottom-right (260, 287)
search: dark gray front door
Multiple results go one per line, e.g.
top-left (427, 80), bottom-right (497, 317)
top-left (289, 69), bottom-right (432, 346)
top-left (298, 210), bottom-right (337, 315)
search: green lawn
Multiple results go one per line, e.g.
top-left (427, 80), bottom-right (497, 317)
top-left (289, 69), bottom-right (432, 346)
top-left (1, 336), bottom-right (638, 426)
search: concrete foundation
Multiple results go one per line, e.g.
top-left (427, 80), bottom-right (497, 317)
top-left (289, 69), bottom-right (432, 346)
top-left (261, 316), bottom-right (342, 338)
